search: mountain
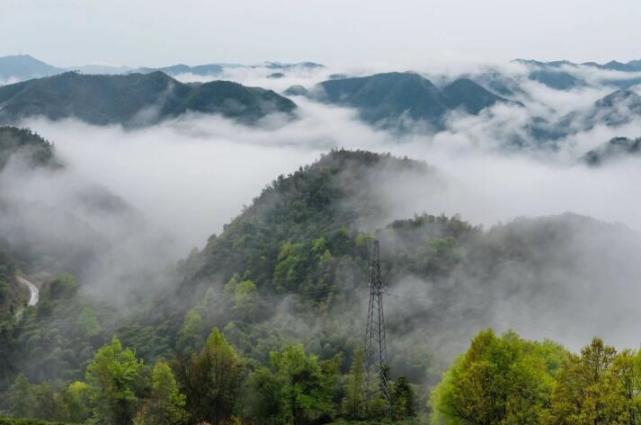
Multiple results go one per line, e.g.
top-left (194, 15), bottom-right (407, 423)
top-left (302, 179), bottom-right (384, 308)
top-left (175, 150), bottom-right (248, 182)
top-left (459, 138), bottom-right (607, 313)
top-left (0, 71), bottom-right (297, 126)
top-left (4, 147), bottom-right (641, 424)
top-left (72, 64), bottom-right (133, 75)
top-left (513, 58), bottom-right (641, 91)
top-left (181, 150), bottom-right (434, 294)
top-left (128, 61), bottom-right (324, 76)
top-left (516, 58), bottom-right (641, 73)
top-left (469, 70), bottom-right (525, 98)
top-left (528, 69), bottom-right (584, 90)
top-left (134, 63), bottom-right (224, 76)
top-left (263, 61), bottom-right (325, 70)
top-left (585, 89), bottom-right (641, 127)
top-left (0, 55), bottom-right (63, 82)
top-left (283, 85), bottom-right (309, 96)
top-left (514, 59), bottom-right (577, 68)
top-left (310, 72), bottom-right (510, 130)
top-left (441, 78), bottom-right (512, 114)
top-left (583, 136), bottom-right (641, 165)
top-left (147, 150), bottom-right (641, 382)
top-left (0, 55), bottom-right (325, 84)
top-left (585, 60), bottom-right (641, 72)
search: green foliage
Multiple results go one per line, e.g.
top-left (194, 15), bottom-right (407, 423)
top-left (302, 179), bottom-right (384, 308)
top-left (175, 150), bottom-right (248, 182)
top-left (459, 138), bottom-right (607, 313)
top-left (8, 375), bottom-right (33, 418)
top-left (273, 242), bottom-right (308, 293)
top-left (134, 361), bottom-right (186, 425)
top-left (0, 417), bottom-right (73, 425)
top-left (391, 377), bottom-right (416, 419)
top-left (61, 381), bottom-right (91, 424)
top-left (44, 274), bottom-right (78, 302)
top-left (546, 338), bottom-right (641, 424)
top-left (224, 277), bottom-right (260, 321)
top-left (78, 307), bottom-right (101, 338)
top-left (430, 330), bottom-right (567, 425)
top-left (247, 344), bottom-right (338, 425)
top-left (430, 331), bottom-right (641, 425)
top-left (176, 308), bottom-right (205, 354)
top-left (6, 375), bottom-right (67, 422)
top-left (342, 349), bottom-right (366, 419)
top-left (176, 328), bottom-right (244, 424)
top-left (4, 272), bottom-right (117, 389)
top-left (85, 337), bottom-right (144, 425)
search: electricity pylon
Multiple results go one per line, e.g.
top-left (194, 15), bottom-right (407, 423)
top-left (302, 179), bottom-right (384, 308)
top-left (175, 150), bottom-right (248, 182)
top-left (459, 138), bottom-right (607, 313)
top-left (363, 239), bottom-right (391, 409)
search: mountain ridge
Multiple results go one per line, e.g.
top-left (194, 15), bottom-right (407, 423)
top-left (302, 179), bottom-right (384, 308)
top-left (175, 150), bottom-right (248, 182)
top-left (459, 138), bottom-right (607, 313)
top-left (0, 71), bottom-right (297, 126)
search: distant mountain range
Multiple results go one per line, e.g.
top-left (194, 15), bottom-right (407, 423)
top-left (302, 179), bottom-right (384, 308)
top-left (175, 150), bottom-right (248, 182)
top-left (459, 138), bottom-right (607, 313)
top-left (0, 71), bottom-right (297, 127)
top-left (513, 59), bottom-right (641, 90)
top-left (516, 58), bottom-right (641, 73)
top-left (303, 72), bottom-right (512, 130)
top-left (0, 54), bottom-right (325, 83)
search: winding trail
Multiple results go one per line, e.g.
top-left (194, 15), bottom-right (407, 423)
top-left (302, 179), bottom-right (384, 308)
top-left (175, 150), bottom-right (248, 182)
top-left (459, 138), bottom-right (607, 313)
top-left (16, 276), bottom-right (39, 306)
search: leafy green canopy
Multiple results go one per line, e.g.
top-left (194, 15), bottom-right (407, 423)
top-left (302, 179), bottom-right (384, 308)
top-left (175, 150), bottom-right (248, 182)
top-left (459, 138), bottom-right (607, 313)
top-left (431, 330), bottom-right (641, 425)
top-left (430, 329), bottom-right (566, 425)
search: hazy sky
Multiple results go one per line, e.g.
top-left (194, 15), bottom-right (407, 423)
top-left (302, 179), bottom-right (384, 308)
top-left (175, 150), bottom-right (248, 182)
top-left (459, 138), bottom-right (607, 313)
top-left (1, 0), bottom-right (640, 67)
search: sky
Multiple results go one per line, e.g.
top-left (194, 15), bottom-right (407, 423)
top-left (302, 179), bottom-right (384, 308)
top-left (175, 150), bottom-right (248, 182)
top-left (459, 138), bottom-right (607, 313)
top-left (0, 0), bottom-right (640, 68)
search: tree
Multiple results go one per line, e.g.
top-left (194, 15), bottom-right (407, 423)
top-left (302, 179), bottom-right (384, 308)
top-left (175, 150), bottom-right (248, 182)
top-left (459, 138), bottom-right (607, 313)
top-left (342, 349), bottom-right (366, 419)
top-left (224, 277), bottom-right (260, 321)
top-left (62, 381), bottom-right (92, 423)
top-left (8, 374), bottom-right (67, 421)
top-left (391, 376), bottom-right (415, 419)
top-left (179, 328), bottom-right (244, 424)
top-left (176, 308), bottom-right (205, 353)
top-left (79, 306), bottom-right (102, 338)
top-left (9, 374), bottom-right (35, 418)
top-left (546, 338), bottom-right (641, 425)
top-left (248, 344), bottom-right (337, 425)
top-left (430, 329), bottom-right (566, 425)
top-left (134, 361), bottom-right (187, 425)
top-left (85, 337), bottom-right (144, 425)
top-left (273, 242), bottom-right (308, 293)
top-left (31, 382), bottom-right (66, 421)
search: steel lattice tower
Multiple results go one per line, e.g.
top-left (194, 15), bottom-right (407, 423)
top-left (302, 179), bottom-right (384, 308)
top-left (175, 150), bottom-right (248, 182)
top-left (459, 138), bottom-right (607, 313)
top-left (364, 239), bottom-right (391, 407)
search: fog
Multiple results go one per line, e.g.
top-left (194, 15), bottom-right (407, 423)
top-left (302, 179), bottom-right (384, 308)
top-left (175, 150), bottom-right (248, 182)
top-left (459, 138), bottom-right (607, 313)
top-left (3, 62), bottom-right (641, 355)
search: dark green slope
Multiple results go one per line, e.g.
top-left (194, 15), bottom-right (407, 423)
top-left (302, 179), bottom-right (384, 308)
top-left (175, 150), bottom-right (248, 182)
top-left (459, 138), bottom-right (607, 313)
top-left (0, 72), bottom-right (297, 127)
top-left (441, 78), bottom-right (508, 114)
top-left (313, 72), bottom-right (509, 129)
top-left (182, 150), bottom-right (434, 297)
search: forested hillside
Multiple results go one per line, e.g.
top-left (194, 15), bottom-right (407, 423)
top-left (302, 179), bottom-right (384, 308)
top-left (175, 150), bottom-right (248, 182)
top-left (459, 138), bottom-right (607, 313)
top-left (309, 73), bottom-right (510, 130)
top-left (0, 72), bottom-right (297, 127)
top-left (2, 146), bottom-right (640, 424)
